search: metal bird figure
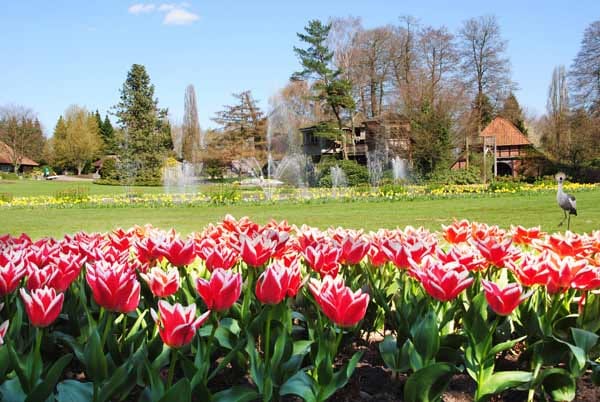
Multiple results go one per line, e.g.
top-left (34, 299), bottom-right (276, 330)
top-left (556, 172), bottom-right (577, 230)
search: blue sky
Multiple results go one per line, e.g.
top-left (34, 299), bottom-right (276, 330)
top-left (1, 0), bottom-right (598, 135)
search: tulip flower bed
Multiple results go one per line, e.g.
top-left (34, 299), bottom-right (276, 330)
top-left (1, 216), bottom-right (600, 401)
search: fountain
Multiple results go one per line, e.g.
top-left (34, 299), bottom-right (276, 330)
top-left (162, 160), bottom-right (197, 193)
top-left (330, 165), bottom-right (347, 198)
top-left (367, 151), bottom-right (384, 187)
top-left (391, 156), bottom-right (408, 183)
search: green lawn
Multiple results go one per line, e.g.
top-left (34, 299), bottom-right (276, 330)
top-left (1, 190), bottom-right (599, 239)
top-left (0, 179), bottom-right (193, 197)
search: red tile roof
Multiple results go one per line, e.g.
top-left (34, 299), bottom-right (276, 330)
top-left (0, 141), bottom-right (39, 166)
top-left (480, 117), bottom-right (531, 146)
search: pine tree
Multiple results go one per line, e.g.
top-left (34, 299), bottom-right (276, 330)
top-left (113, 64), bottom-right (173, 184)
top-left (500, 92), bottom-right (528, 135)
top-left (100, 115), bottom-right (115, 154)
top-left (293, 19), bottom-right (355, 159)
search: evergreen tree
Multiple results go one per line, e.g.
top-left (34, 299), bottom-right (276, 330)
top-left (94, 110), bottom-right (103, 131)
top-left (500, 92), bottom-right (528, 135)
top-left (113, 64), bottom-right (173, 184)
top-left (100, 115), bottom-right (115, 154)
top-left (293, 19), bottom-right (355, 159)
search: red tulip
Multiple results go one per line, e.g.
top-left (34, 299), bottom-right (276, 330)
top-left (474, 237), bottom-right (518, 269)
top-left (135, 236), bottom-right (164, 265)
top-left (86, 260), bottom-right (140, 313)
top-left (481, 280), bottom-right (529, 316)
top-left (196, 268), bottom-right (242, 312)
top-left (337, 234), bottom-right (370, 265)
top-left (25, 262), bottom-right (58, 290)
top-left (511, 225), bottom-right (544, 245)
top-left (151, 300), bottom-right (210, 348)
top-left (302, 241), bottom-right (341, 278)
top-left (140, 267), bottom-right (180, 298)
top-left (412, 258), bottom-right (474, 302)
top-left (0, 320), bottom-right (8, 345)
top-left (47, 252), bottom-right (84, 293)
top-left (20, 286), bottom-right (64, 328)
top-left (538, 233), bottom-right (589, 258)
top-left (198, 243), bottom-right (239, 272)
top-left (382, 239), bottom-right (434, 269)
top-left (239, 234), bottom-right (276, 267)
top-left (507, 253), bottom-right (551, 287)
top-left (0, 258), bottom-right (26, 296)
top-left (435, 245), bottom-right (485, 272)
top-left (546, 255), bottom-right (588, 294)
top-left (26, 243), bottom-right (60, 268)
top-left (309, 276), bottom-right (369, 327)
top-left (255, 261), bottom-right (301, 304)
top-left (159, 238), bottom-right (196, 267)
top-left (442, 220), bottom-right (471, 244)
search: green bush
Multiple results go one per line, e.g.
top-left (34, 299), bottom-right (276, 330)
top-left (317, 158), bottom-right (369, 187)
top-left (203, 184), bottom-right (240, 204)
top-left (100, 158), bottom-right (119, 181)
top-left (0, 172), bottom-right (19, 180)
top-left (427, 167), bottom-right (481, 185)
top-left (204, 158), bottom-right (225, 179)
top-left (0, 192), bottom-right (14, 202)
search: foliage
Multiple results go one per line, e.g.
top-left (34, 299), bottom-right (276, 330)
top-left (51, 106), bottom-right (103, 175)
top-left (113, 64), bottom-right (173, 185)
top-left (427, 166), bottom-right (481, 185)
top-left (203, 158), bottom-right (225, 179)
top-left (0, 105), bottom-right (45, 172)
top-left (500, 92), bottom-right (528, 135)
top-left (316, 158), bottom-right (369, 187)
top-left (99, 157), bottom-right (119, 181)
top-left (570, 20), bottom-right (600, 115)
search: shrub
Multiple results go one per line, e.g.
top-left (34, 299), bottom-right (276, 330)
top-left (0, 172), bottom-right (19, 180)
top-left (100, 158), bottom-right (119, 181)
top-left (204, 158), bottom-right (225, 179)
top-left (317, 158), bottom-right (369, 187)
top-left (0, 192), bottom-right (13, 202)
top-left (427, 167), bottom-right (481, 185)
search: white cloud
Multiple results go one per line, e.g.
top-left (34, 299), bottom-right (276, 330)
top-left (158, 3), bottom-right (176, 11)
top-left (163, 8), bottom-right (199, 25)
top-left (128, 3), bottom-right (156, 14)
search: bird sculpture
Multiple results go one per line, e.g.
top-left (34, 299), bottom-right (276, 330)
top-left (556, 172), bottom-right (577, 230)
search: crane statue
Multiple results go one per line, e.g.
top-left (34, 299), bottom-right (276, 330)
top-left (556, 172), bottom-right (577, 230)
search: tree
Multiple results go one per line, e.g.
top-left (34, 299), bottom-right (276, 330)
top-left (419, 26), bottom-right (458, 108)
top-left (500, 92), bottom-right (527, 134)
top-left (570, 21), bottom-right (600, 115)
top-left (211, 90), bottom-right (266, 166)
top-left (182, 84), bottom-right (202, 162)
top-left (0, 105), bottom-right (45, 173)
top-left (52, 106), bottom-right (102, 175)
top-left (293, 19), bottom-right (355, 159)
top-left (100, 115), bottom-right (115, 154)
top-left (543, 65), bottom-right (570, 161)
top-left (459, 15), bottom-right (512, 166)
top-left (113, 64), bottom-right (173, 184)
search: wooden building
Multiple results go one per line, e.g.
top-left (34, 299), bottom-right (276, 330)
top-left (452, 117), bottom-right (535, 177)
top-left (0, 141), bottom-right (39, 173)
top-left (301, 113), bottom-right (411, 164)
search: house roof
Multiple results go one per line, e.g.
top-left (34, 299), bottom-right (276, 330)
top-left (480, 117), bottom-right (531, 146)
top-left (0, 141), bottom-right (39, 166)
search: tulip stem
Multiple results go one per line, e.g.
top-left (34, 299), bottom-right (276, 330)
top-left (101, 311), bottom-right (112, 348)
top-left (262, 306), bottom-right (273, 399)
top-left (167, 348), bottom-right (178, 389)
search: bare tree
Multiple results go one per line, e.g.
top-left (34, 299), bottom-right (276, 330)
top-left (570, 20), bottom-right (600, 115)
top-left (458, 15), bottom-right (512, 166)
top-left (182, 84), bottom-right (202, 163)
top-left (0, 105), bottom-right (43, 173)
top-left (418, 26), bottom-right (458, 108)
top-left (388, 16), bottom-right (420, 112)
top-left (543, 65), bottom-right (571, 160)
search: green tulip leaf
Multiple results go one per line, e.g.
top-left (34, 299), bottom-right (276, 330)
top-left (25, 353), bottom-right (72, 402)
top-left (541, 368), bottom-right (576, 401)
top-left (83, 328), bottom-right (108, 382)
top-left (571, 327), bottom-right (599, 355)
top-left (411, 311), bottom-right (440, 363)
top-left (478, 371), bottom-right (533, 399)
top-left (55, 380), bottom-right (93, 402)
top-left (280, 371), bottom-right (317, 402)
top-left (0, 377), bottom-right (27, 402)
top-left (212, 385), bottom-right (259, 402)
top-left (404, 362), bottom-right (457, 402)
top-left (158, 378), bottom-right (191, 402)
